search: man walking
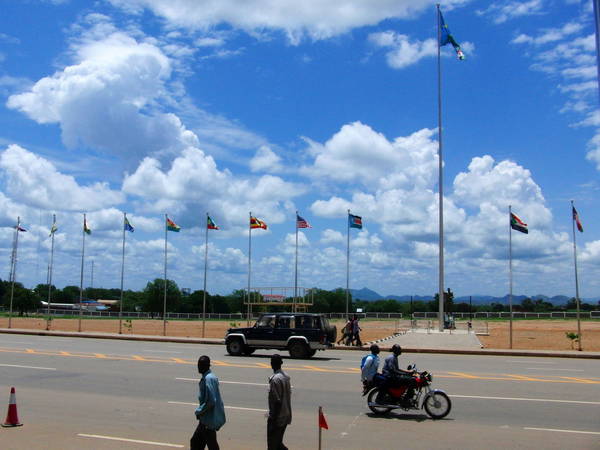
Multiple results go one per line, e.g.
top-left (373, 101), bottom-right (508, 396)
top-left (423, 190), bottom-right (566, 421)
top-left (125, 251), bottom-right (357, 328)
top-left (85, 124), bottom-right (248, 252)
top-left (191, 355), bottom-right (226, 450)
top-left (268, 354), bottom-right (292, 450)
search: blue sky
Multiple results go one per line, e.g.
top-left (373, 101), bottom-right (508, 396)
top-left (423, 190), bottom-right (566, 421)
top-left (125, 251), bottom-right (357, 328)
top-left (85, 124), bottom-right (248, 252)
top-left (1, 0), bottom-right (599, 299)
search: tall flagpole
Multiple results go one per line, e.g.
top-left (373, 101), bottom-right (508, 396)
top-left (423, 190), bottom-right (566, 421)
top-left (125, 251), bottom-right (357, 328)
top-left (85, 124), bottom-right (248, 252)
top-left (571, 200), bottom-right (582, 351)
top-left (119, 212), bottom-right (127, 334)
top-left (163, 214), bottom-right (168, 336)
top-left (78, 213), bottom-right (86, 332)
top-left (508, 206), bottom-right (513, 349)
top-left (346, 209), bottom-right (350, 318)
top-left (247, 211), bottom-right (252, 325)
top-left (47, 214), bottom-right (56, 329)
top-left (436, 4), bottom-right (445, 332)
top-left (8, 217), bottom-right (20, 329)
top-left (593, 0), bottom-right (600, 105)
top-left (294, 211), bottom-right (299, 313)
top-left (202, 212), bottom-right (209, 337)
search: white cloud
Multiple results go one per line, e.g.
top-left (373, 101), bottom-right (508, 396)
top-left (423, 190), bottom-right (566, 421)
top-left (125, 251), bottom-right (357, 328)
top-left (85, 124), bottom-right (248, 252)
top-left (301, 122), bottom-right (438, 190)
top-left (108, 0), bottom-right (470, 44)
top-left (0, 144), bottom-right (124, 211)
top-left (320, 229), bottom-right (344, 244)
top-left (368, 32), bottom-right (437, 69)
top-left (478, 0), bottom-right (544, 24)
top-left (511, 22), bottom-right (583, 46)
top-left (250, 145), bottom-right (282, 172)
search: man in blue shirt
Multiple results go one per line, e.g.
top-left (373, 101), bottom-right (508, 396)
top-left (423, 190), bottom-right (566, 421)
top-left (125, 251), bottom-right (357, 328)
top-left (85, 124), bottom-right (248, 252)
top-left (361, 344), bottom-right (380, 393)
top-left (191, 355), bottom-right (226, 450)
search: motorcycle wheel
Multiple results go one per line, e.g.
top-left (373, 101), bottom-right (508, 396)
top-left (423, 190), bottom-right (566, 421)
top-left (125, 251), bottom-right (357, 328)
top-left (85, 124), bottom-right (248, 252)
top-left (423, 391), bottom-right (451, 419)
top-left (367, 388), bottom-right (393, 415)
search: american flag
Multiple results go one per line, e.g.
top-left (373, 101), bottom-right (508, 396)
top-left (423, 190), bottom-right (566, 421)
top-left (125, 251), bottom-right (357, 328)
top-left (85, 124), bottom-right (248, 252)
top-left (296, 214), bottom-right (312, 229)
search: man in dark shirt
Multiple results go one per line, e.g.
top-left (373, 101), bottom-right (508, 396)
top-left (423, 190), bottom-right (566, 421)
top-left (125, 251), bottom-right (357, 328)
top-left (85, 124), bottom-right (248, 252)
top-left (382, 345), bottom-right (417, 402)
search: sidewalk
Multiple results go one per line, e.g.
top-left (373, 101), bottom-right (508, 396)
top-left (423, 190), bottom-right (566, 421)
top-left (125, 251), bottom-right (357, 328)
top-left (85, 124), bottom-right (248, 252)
top-left (1, 327), bottom-right (599, 359)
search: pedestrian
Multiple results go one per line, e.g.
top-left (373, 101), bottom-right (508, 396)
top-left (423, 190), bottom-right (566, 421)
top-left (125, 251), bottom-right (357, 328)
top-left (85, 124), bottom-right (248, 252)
top-left (268, 354), bottom-right (292, 450)
top-left (352, 315), bottom-right (362, 347)
top-left (191, 355), bottom-right (226, 450)
top-left (337, 317), bottom-right (353, 345)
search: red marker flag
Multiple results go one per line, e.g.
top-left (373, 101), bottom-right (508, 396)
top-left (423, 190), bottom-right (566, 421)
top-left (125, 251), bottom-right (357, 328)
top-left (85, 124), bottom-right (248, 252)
top-left (318, 406), bottom-right (328, 429)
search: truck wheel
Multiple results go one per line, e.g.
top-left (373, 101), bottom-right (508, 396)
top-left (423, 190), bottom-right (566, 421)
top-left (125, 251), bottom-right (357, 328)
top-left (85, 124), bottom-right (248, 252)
top-left (307, 349), bottom-right (317, 358)
top-left (289, 341), bottom-right (309, 359)
top-left (226, 338), bottom-right (244, 356)
top-left (243, 346), bottom-right (255, 356)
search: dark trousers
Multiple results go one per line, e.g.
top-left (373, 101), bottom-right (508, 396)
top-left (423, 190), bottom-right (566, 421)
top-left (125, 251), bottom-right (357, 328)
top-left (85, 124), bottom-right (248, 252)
top-left (267, 418), bottom-right (288, 450)
top-left (191, 422), bottom-right (219, 450)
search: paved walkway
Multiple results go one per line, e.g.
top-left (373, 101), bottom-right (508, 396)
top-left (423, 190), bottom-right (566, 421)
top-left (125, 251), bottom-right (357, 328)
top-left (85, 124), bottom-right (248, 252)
top-left (369, 328), bottom-right (483, 350)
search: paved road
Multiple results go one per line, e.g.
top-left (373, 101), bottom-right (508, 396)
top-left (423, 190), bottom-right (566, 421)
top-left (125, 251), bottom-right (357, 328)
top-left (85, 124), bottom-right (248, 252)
top-left (0, 335), bottom-right (599, 449)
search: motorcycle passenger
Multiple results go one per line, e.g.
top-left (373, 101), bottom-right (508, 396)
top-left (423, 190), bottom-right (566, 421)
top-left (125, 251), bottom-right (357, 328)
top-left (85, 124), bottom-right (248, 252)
top-left (361, 344), bottom-right (380, 393)
top-left (382, 345), bottom-right (417, 404)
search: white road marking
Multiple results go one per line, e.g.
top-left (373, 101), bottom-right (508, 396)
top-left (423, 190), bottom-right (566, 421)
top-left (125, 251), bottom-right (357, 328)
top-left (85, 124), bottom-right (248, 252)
top-left (143, 350), bottom-right (182, 354)
top-left (453, 394), bottom-right (600, 405)
top-left (176, 377), bottom-right (267, 386)
top-left (0, 363), bottom-right (56, 371)
top-left (525, 368), bottom-right (584, 372)
top-left (168, 401), bottom-right (267, 412)
top-left (524, 427), bottom-right (600, 436)
top-left (506, 360), bottom-right (555, 364)
top-left (77, 433), bottom-right (184, 447)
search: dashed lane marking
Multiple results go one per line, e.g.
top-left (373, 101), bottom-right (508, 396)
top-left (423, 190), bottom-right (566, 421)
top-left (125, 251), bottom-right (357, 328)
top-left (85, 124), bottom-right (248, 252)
top-left (176, 377), bottom-right (268, 386)
top-left (452, 394), bottom-right (600, 405)
top-left (2, 346), bottom-right (599, 384)
top-left (78, 433), bottom-right (183, 447)
top-left (168, 401), bottom-right (267, 412)
top-left (524, 427), bottom-right (600, 436)
top-left (0, 363), bottom-right (56, 371)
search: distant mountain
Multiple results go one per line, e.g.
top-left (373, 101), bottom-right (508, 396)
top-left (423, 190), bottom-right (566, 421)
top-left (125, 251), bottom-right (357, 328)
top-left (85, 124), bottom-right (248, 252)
top-left (346, 289), bottom-right (598, 305)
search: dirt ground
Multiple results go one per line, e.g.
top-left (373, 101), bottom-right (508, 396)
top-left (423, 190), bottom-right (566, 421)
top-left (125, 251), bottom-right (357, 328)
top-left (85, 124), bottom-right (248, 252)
top-left (477, 320), bottom-right (600, 351)
top-left (1, 316), bottom-right (598, 351)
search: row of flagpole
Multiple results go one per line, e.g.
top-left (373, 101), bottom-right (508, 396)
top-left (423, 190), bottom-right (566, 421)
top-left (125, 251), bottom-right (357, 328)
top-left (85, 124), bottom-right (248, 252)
top-left (508, 204), bottom-right (585, 350)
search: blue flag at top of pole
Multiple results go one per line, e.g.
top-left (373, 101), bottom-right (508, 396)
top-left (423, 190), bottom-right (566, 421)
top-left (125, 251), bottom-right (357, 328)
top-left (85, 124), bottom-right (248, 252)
top-left (348, 213), bottom-right (362, 229)
top-left (439, 9), bottom-right (465, 60)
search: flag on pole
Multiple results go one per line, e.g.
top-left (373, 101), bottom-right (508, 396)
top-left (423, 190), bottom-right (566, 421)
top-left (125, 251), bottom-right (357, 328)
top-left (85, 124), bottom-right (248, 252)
top-left (572, 206), bottom-right (583, 232)
top-left (207, 216), bottom-right (219, 230)
top-left (250, 216), bottom-right (267, 230)
top-left (348, 213), bottom-right (363, 229)
top-left (124, 217), bottom-right (134, 232)
top-left (49, 222), bottom-right (57, 237)
top-left (15, 225), bottom-right (26, 232)
top-left (439, 9), bottom-right (465, 60)
top-left (510, 212), bottom-right (528, 234)
top-left (296, 214), bottom-right (312, 229)
top-left (83, 218), bottom-right (91, 235)
top-left (318, 406), bottom-right (329, 429)
top-left (166, 217), bottom-right (180, 232)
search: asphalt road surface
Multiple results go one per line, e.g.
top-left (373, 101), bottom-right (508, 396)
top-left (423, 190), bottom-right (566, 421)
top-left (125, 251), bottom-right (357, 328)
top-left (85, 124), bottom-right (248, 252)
top-left (0, 335), bottom-right (599, 449)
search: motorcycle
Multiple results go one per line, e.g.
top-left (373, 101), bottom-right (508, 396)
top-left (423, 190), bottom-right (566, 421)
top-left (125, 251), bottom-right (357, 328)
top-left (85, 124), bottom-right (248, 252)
top-left (364, 364), bottom-right (451, 419)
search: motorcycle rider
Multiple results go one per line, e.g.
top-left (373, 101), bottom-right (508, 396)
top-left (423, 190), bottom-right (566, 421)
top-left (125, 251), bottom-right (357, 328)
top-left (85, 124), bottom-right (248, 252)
top-left (382, 344), bottom-right (417, 404)
top-left (361, 344), bottom-right (380, 394)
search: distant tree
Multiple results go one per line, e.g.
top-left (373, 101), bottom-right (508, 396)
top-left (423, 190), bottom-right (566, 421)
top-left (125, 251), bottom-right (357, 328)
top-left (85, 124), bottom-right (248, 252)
top-left (225, 289), bottom-right (245, 314)
top-left (521, 298), bottom-right (534, 311)
top-left (34, 283), bottom-right (57, 300)
top-left (60, 285), bottom-right (81, 303)
top-left (11, 285), bottom-right (41, 315)
top-left (142, 279), bottom-right (181, 315)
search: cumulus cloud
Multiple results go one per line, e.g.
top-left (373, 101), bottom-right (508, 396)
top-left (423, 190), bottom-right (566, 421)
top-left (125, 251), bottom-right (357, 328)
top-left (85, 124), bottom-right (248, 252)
top-left (108, 0), bottom-right (469, 44)
top-left (301, 122), bottom-right (438, 191)
top-left (368, 31), bottom-right (437, 69)
top-left (250, 145), bottom-right (282, 172)
top-left (0, 144), bottom-right (124, 211)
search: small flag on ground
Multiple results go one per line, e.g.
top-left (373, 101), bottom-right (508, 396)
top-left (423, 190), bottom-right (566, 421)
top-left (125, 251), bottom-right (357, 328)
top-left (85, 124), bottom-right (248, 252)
top-left (318, 406), bottom-right (329, 429)
top-left (439, 9), bottom-right (465, 60)
top-left (207, 216), bottom-right (219, 230)
top-left (250, 216), bottom-right (267, 230)
top-left (166, 217), bottom-right (180, 232)
top-left (572, 206), bottom-right (583, 233)
top-left (296, 214), bottom-right (312, 229)
top-left (124, 217), bottom-right (134, 232)
top-left (84, 218), bottom-right (91, 235)
top-left (510, 212), bottom-right (528, 234)
top-left (348, 213), bottom-right (362, 229)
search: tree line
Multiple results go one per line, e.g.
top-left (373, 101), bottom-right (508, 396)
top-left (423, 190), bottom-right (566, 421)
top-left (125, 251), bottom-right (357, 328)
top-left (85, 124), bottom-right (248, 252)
top-left (0, 279), bottom-right (597, 316)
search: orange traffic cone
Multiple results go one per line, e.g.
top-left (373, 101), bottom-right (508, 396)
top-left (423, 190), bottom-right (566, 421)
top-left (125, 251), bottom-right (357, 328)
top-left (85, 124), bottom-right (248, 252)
top-left (2, 387), bottom-right (23, 427)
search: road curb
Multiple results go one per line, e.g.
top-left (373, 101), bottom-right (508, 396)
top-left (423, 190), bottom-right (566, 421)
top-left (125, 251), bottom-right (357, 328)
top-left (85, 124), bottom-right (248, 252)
top-left (1, 328), bottom-right (599, 358)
